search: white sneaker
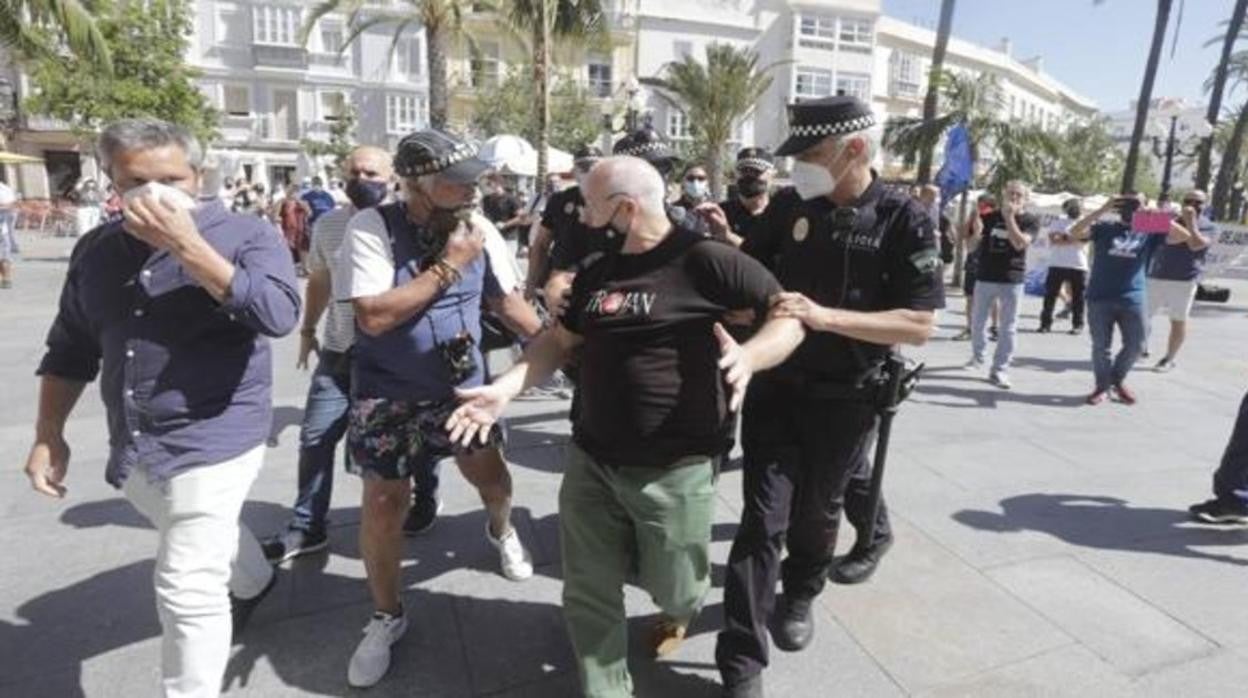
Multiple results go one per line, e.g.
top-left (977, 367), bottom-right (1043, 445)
top-left (487, 522), bottom-right (534, 581)
top-left (990, 371), bottom-right (1012, 390)
top-left (347, 611), bottom-right (408, 688)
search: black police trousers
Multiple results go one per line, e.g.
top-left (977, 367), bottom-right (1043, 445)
top-left (716, 377), bottom-right (890, 683)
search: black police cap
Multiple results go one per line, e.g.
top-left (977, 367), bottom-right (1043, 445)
top-left (735, 146), bottom-right (774, 173)
top-left (573, 144), bottom-right (604, 162)
top-left (774, 96), bottom-right (876, 157)
top-left (393, 128), bottom-right (489, 183)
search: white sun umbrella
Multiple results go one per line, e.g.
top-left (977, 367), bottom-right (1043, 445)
top-left (478, 135), bottom-right (537, 176)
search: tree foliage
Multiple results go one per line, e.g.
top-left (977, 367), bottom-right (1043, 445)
top-left (467, 65), bottom-right (600, 151)
top-left (22, 0), bottom-right (216, 142)
top-left (301, 104), bottom-right (359, 178)
top-left (1, 0), bottom-right (111, 70)
top-left (649, 43), bottom-right (777, 198)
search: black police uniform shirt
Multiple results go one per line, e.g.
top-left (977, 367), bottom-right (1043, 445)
top-left (721, 197), bottom-right (765, 241)
top-left (543, 186), bottom-right (623, 273)
top-left (743, 175), bottom-right (944, 382)
top-left (561, 223), bottom-right (782, 469)
top-left (975, 210), bottom-right (1039, 284)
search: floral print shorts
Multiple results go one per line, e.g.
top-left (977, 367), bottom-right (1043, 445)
top-left (347, 398), bottom-right (503, 480)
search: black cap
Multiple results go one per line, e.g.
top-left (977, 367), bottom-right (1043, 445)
top-left (573, 144), bottom-right (603, 162)
top-left (774, 96), bottom-right (876, 157)
top-left (735, 147), bottom-right (774, 173)
top-left (393, 128), bottom-right (490, 184)
top-left (613, 126), bottom-right (679, 164)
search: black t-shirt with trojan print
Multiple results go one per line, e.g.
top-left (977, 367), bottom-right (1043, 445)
top-left (561, 225), bottom-right (782, 469)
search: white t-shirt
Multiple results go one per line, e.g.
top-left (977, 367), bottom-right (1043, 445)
top-left (334, 207), bottom-right (521, 303)
top-left (1045, 219), bottom-right (1089, 271)
top-left (308, 206), bottom-right (358, 353)
top-left (0, 181), bottom-right (16, 207)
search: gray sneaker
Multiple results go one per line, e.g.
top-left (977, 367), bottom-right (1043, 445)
top-left (989, 371), bottom-right (1012, 390)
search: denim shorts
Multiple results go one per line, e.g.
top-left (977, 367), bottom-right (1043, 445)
top-left (347, 398), bottom-right (504, 480)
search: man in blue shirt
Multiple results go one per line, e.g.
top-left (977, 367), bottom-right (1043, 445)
top-left (301, 175), bottom-right (337, 225)
top-left (1070, 193), bottom-right (1192, 405)
top-left (1145, 190), bottom-right (1213, 372)
top-left (22, 118), bottom-right (301, 697)
top-left (335, 129), bottom-right (542, 688)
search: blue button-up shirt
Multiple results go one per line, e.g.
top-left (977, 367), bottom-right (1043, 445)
top-left (37, 200), bottom-right (301, 487)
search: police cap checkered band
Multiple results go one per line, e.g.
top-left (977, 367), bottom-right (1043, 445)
top-left (618, 141), bottom-right (673, 158)
top-left (736, 158), bottom-right (774, 173)
top-left (393, 129), bottom-right (480, 177)
top-left (787, 114), bottom-right (876, 138)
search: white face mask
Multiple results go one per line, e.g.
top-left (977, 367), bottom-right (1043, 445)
top-left (683, 179), bottom-right (709, 200)
top-left (790, 161), bottom-right (837, 201)
top-left (123, 181), bottom-right (197, 211)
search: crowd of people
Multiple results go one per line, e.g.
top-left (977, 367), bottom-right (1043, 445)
top-left (14, 92), bottom-right (1248, 698)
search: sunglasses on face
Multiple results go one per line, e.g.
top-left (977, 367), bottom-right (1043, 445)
top-left (1182, 199), bottom-right (1204, 206)
top-left (684, 175), bottom-right (707, 182)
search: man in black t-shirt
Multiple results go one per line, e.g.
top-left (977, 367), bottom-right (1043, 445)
top-left (446, 156), bottom-right (805, 698)
top-left (717, 96), bottom-right (944, 698)
top-left (966, 180), bottom-right (1038, 390)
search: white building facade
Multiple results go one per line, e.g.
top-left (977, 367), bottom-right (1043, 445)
top-left (629, 0), bottom-right (1097, 175)
top-left (190, 0), bottom-right (429, 189)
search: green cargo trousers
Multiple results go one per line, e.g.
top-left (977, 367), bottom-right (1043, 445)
top-left (558, 443), bottom-right (717, 698)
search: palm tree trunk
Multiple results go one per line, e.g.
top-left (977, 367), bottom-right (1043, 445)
top-left (1196, 0), bottom-right (1248, 191)
top-left (916, 0), bottom-right (955, 184)
top-left (1212, 100), bottom-right (1248, 220)
top-left (1122, 0), bottom-right (1173, 194)
top-left (534, 0), bottom-right (551, 184)
top-left (709, 139), bottom-right (724, 201)
top-left (426, 23), bottom-right (450, 130)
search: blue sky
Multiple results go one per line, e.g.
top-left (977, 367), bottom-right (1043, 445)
top-left (882, 0), bottom-right (1233, 114)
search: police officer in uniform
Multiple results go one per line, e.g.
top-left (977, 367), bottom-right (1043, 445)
top-left (717, 147), bottom-right (780, 247)
top-left (613, 125), bottom-right (712, 236)
top-left (716, 96), bottom-right (944, 698)
top-left (525, 145), bottom-right (616, 302)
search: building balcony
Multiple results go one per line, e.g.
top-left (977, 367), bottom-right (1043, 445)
top-left (252, 44), bottom-right (309, 69)
top-left (308, 52), bottom-right (350, 71)
top-left (889, 80), bottom-right (922, 101)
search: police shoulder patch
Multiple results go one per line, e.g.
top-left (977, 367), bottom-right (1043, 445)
top-left (564, 201), bottom-right (575, 215)
top-left (792, 217), bottom-right (809, 242)
top-left (909, 248), bottom-right (941, 274)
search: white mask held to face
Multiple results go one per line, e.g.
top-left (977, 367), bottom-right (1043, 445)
top-left (124, 181), bottom-right (197, 212)
top-left (682, 179), bottom-right (709, 200)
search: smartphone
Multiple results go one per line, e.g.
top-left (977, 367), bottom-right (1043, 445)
top-left (1131, 209), bottom-right (1172, 235)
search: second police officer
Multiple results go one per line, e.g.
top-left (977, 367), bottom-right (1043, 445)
top-left (715, 96), bottom-right (945, 698)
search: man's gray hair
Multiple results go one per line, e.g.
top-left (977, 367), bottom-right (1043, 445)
top-left (833, 123), bottom-right (884, 164)
top-left (590, 156), bottom-right (666, 217)
top-left (97, 118), bottom-right (204, 174)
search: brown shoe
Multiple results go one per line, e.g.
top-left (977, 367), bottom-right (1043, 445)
top-left (651, 615), bottom-right (688, 657)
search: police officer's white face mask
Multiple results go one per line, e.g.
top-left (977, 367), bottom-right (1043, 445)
top-left (792, 137), bottom-right (853, 201)
top-left (791, 161), bottom-right (837, 201)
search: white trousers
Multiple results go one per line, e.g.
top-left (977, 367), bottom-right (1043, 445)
top-left (122, 444), bottom-right (273, 698)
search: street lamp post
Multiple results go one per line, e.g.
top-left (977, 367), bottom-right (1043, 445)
top-left (1151, 115), bottom-right (1203, 202)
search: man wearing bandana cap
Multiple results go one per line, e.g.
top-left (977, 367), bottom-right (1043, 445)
top-left (715, 96), bottom-right (944, 698)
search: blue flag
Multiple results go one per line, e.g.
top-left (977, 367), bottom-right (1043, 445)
top-left (934, 123), bottom-right (972, 206)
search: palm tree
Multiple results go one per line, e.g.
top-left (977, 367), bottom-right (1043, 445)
top-left (503, 0), bottom-right (604, 183)
top-left (1213, 54), bottom-right (1248, 219)
top-left (649, 43), bottom-right (777, 198)
top-left (1196, 0), bottom-right (1248, 190)
top-left (915, 0), bottom-right (955, 184)
top-left (1119, 0), bottom-right (1175, 194)
top-left (884, 70), bottom-right (1004, 177)
top-left (0, 0), bottom-right (111, 70)
top-left (305, 0), bottom-right (479, 130)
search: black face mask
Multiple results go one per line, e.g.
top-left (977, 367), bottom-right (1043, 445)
top-left (1117, 199), bottom-right (1141, 224)
top-left (606, 201), bottom-right (631, 237)
top-left (345, 179), bottom-right (388, 209)
top-left (738, 176), bottom-right (768, 198)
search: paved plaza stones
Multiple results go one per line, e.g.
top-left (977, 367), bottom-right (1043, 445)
top-left (3, 234), bottom-right (1248, 697)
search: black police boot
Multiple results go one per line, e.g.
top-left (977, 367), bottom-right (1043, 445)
top-left (830, 537), bottom-right (894, 585)
top-left (772, 595), bottom-right (814, 652)
top-left (722, 673), bottom-right (764, 698)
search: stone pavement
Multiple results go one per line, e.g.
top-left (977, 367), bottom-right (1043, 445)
top-left (3, 233), bottom-right (1248, 697)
